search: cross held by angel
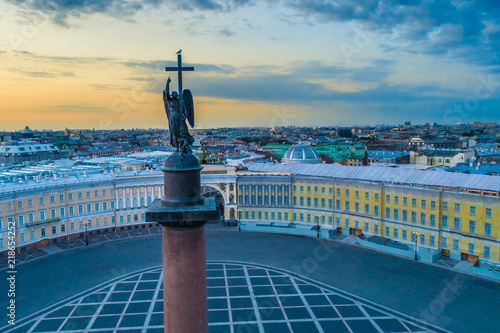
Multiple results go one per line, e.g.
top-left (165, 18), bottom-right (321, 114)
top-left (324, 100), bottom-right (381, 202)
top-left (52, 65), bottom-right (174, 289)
top-left (163, 52), bottom-right (195, 153)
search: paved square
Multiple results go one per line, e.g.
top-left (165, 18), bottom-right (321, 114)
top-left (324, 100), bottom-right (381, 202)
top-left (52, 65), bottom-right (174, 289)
top-left (6, 261), bottom-right (450, 333)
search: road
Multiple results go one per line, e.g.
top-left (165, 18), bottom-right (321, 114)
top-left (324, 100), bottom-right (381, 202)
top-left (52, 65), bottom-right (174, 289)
top-left (1, 224), bottom-right (499, 332)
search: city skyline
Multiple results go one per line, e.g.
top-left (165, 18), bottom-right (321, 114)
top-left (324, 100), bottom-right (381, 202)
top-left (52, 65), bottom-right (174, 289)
top-left (1, 0), bottom-right (499, 130)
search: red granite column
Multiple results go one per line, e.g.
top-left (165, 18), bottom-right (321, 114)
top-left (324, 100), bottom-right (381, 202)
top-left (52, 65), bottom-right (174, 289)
top-left (162, 226), bottom-right (208, 333)
top-left (145, 151), bottom-right (216, 333)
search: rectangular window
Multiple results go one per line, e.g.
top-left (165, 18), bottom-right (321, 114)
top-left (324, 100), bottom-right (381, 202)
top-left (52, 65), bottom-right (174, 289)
top-left (345, 201), bottom-right (350, 211)
top-left (61, 224), bottom-right (66, 232)
top-left (285, 212), bottom-right (289, 221)
top-left (278, 212), bottom-right (282, 220)
top-left (469, 220), bottom-right (476, 234)
top-left (386, 195), bottom-right (391, 203)
top-left (103, 202), bottom-right (108, 211)
top-left (60, 207), bottom-right (65, 217)
top-left (394, 196), bottom-right (399, 204)
top-left (345, 189), bottom-right (350, 197)
top-left (87, 192), bottom-right (91, 199)
top-left (87, 204), bottom-right (91, 213)
top-left (374, 224), bottom-right (379, 234)
top-left (453, 239), bottom-right (459, 250)
top-left (485, 223), bottom-right (492, 236)
top-left (28, 199), bottom-right (33, 207)
top-left (385, 226), bottom-right (390, 236)
top-left (94, 202), bottom-right (100, 212)
top-left (364, 222), bottom-right (369, 232)
top-left (328, 199), bottom-right (333, 209)
top-left (336, 188), bottom-right (340, 196)
top-left (78, 193), bottom-right (83, 200)
top-left (329, 188), bottom-right (333, 195)
top-left (70, 222), bottom-right (75, 231)
top-left (50, 209), bottom-right (56, 219)
top-left (420, 213), bottom-right (426, 225)
top-left (354, 220), bottom-right (359, 229)
top-left (402, 210), bottom-right (408, 222)
top-left (68, 194), bottom-right (73, 201)
top-left (365, 204), bottom-right (370, 214)
top-left (442, 237), bottom-right (447, 248)
top-left (103, 190), bottom-right (107, 196)
top-left (453, 217), bottom-right (461, 230)
top-left (110, 201), bottom-right (115, 210)
top-left (412, 198), bottom-right (417, 207)
top-left (300, 213), bottom-right (304, 222)
top-left (18, 214), bottom-right (24, 226)
top-left (52, 225), bottom-right (56, 235)
top-left (50, 196), bottom-right (55, 204)
top-left (402, 229), bottom-right (407, 240)
top-left (443, 202), bottom-right (448, 210)
top-left (485, 208), bottom-right (492, 218)
top-left (420, 234), bottom-right (425, 245)
top-left (454, 203), bottom-right (460, 212)
top-left (470, 206), bottom-right (476, 215)
top-left (411, 211), bottom-right (417, 223)
top-left (374, 205), bottom-right (379, 217)
top-left (394, 228), bottom-right (399, 239)
top-left (385, 207), bottom-right (391, 219)
top-left (258, 211), bottom-right (262, 219)
top-left (59, 195), bottom-right (64, 202)
top-left (314, 198), bottom-right (318, 207)
top-left (442, 215), bottom-right (448, 228)
top-left (484, 246), bottom-right (490, 258)
top-left (355, 202), bottom-right (360, 212)
top-left (365, 192), bottom-right (369, 200)
top-left (17, 201), bottom-right (23, 210)
top-left (95, 191), bottom-right (99, 197)
top-left (39, 198), bottom-right (44, 205)
top-left (20, 232), bottom-right (25, 243)
top-left (321, 198), bottom-right (325, 208)
top-left (394, 209), bottom-right (399, 221)
top-left (336, 217), bottom-right (340, 226)
top-left (28, 213), bottom-right (34, 223)
top-left (314, 187), bottom-right (318, 194)
top-left (375, 194), bottom-right (380, 201)
top-left (30, 230), bottom-right (35, 240)
top-left (344, 218), bottom-right (349, 228)
top-left (468, 243), bottom-right (474, 254)
top-left (307, 214), bottom-right (311, 222)
top-left (355, 191), bottom-right (359, 199)
top-left (127, 214), bottom-right (131, 222)
top-left (40, 211), bottom-right (45, 220)
top-left (336, 200), bottom-right (341, 210)
top-left (430, 236), bottom-right (435, 246)
top-left (307, 197), bottom-right (311, 207)
top-left (403, 197), bottom-right (408, 205)
top-left (430, 215), bottom-right (436, 227)
top-left (421, 200), bottom-right (426, 209)
top-left (431, 201), bottom-right (436, 210)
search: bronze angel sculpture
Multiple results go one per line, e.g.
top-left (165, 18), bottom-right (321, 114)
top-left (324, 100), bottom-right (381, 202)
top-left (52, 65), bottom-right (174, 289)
top-left (163, 76), bottom-right (195, 153)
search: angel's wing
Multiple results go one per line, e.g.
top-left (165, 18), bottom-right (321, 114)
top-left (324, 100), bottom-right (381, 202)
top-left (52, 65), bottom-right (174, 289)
top-left (183, 89), bottom-right (195, 128)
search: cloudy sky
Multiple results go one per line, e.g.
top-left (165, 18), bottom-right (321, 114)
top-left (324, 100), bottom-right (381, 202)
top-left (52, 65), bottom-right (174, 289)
top-left (1, 0), bottom-right (499, 130)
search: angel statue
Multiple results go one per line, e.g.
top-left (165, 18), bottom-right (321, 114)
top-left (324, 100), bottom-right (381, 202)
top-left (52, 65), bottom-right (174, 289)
top-left (163, 76), bottom-right (195, 153)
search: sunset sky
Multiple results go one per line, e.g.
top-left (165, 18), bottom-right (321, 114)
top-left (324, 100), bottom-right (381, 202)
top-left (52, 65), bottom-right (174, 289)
top-left (1, 0), bottom-right (499, 130)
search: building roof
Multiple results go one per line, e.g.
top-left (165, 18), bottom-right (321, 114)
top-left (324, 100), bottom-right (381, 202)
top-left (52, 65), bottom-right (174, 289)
top-left (247, 163), bottom-right (500, 192)
top-left (282, 143), bottom-right (322, 164)
top-left (0, 142), bottom-right (59, 155)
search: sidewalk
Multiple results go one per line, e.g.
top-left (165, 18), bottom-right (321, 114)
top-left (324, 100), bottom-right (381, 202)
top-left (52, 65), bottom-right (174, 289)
top-left (0, 226), bottom-right (162, 270)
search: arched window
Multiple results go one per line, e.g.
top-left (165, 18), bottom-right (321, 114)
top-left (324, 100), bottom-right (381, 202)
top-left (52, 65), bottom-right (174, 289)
top-left (238, 195), bottom-right (243, 204)
top-left (147, 196), bottom-right (152, 205)
top-left (140, 197), bottom-right (145, 207)
top-left (125, 198), bottom-right (130, 208)
top-left (133, 197), bottom-right (138, 208)
top-left (118, 199), bottom-right (123, 209)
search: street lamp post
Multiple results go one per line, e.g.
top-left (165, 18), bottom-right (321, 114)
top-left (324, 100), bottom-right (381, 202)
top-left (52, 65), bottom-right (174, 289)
top-left (412, 231), bottom-right (420, 261)
top-left (237, 209), bottom-right (242, 232)
top-left (315, 213), bottom-right (320, 238)
top-left (83, 220), bottom-right (90, 246)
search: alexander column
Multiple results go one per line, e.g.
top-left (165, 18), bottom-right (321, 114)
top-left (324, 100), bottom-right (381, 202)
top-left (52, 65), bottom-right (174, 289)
top-left (146, 51), bottom-right (216, 333)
